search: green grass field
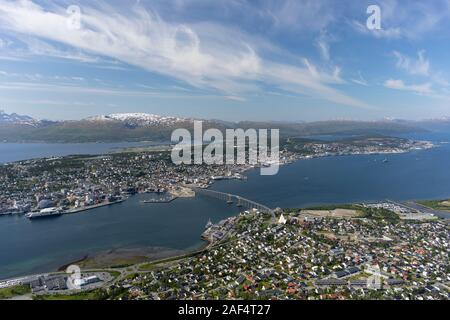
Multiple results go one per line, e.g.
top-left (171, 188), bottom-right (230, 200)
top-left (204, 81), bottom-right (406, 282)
top-left (0, 285), bottom-right (31, 299)
top-left (33, 289), bottom-right (108, 300)
top-left (417, 200), bottom-right (450, 212)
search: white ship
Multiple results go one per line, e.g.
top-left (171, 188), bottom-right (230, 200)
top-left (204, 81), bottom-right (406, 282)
top-left (25, 207), bottom-right (62, 219)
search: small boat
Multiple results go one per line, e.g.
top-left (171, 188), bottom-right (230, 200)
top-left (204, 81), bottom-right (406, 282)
top-left (205, 219), bottom-right (213, 230)
top-left (382, 158), bottom-right (389, 163)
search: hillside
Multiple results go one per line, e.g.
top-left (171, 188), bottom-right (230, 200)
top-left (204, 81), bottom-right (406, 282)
top-left (0, 112), bottom-right (426, 143)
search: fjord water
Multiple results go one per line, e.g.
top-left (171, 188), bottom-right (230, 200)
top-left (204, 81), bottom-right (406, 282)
top-left (0, 194), bottom-right (241, 279)
top-left (211, 132), bottom-right (450, 210)
top-left (1, 132), bottom-right (450, 279)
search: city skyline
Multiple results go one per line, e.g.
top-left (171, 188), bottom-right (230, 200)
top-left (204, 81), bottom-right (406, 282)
top-left (1, 0), bottom-right (450, 122)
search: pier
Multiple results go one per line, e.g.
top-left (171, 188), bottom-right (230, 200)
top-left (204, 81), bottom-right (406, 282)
top-left (193, 188), bottom-right (275, 217)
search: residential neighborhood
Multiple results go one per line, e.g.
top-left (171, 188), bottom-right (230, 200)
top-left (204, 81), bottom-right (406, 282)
top-left (109, 209), bottom-right (449, 300)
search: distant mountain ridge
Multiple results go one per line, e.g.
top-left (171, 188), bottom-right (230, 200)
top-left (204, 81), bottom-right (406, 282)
top-left (0, 110), bottom-right (40, 126)
top-left (0, 111), bottom-right (434, 143)
top-left (86, 113), bottom-right (190, 127)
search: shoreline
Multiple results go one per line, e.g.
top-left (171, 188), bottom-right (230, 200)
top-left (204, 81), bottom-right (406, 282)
top-left (0, 142), bottom-right (448, 283)
top-left (56, 246), bottom-right (192, 271)
top-left (1, 143), bottom-right (446, 222)
top-left (63, 199), bottom-right (126, 215)
top-left (2, 191), bottom-right (448, 284)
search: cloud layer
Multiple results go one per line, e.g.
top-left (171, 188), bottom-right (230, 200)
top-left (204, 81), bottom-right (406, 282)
top-left (0, 0), bottom-right (371, 109)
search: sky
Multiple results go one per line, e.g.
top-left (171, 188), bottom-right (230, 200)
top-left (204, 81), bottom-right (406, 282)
top-left (1, 0), bottom-right (450, 122)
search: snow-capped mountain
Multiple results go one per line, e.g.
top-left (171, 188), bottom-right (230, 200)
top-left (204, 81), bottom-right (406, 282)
top-left (86, 113), bottom-right (190, 127)
top-left (0, 110), bottom-right (39, 126)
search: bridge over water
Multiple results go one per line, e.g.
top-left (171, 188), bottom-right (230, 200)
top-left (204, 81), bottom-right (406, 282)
top-left (193, 188), bottom-right (275, 217)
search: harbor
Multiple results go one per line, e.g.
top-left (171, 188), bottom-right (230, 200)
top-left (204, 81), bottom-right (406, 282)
top-left (140, 195), bottom-right (177, 204)
top-left (1, 133), bottom-right (450, 279)
top-left (0, 193), bottom-right (242, 280)
top-left (24, 199), bottom-right (127, 219)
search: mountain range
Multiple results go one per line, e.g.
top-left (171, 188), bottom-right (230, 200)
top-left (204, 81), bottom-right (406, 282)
top-left (0, 110), bottom-right (40, 126)
top-left (0, 110), bottom-right (439, 143)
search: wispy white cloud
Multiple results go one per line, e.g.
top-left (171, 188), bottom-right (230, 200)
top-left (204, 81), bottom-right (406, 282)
top-left (315, 31), bottom-right (333, 62)
top-left (0, 37), bottom-right (11, 48)
top-left (224, 95), bottom-right (246, 102)
top-left (384, 79), bottom-right (432, 95)
top-left (0, 81), bottom-right (247, 103)
top-left (14, 99), bottom-right (96, 106)
top-left (19, 37), bottom-right (104, 63)
top-left (268, 0), bottom-right (337, 32)
top-left (302, 59), bottom-right (344, 85)
top-left (351, 21), bottom-right (403, 40)
top-left (0, 35), bottom-right (111, 63)
top-left (389, 49), bottom-right (450, 99)
top-left (0, 0), bottom-right (370, 109)
top-left (0, 70), bottom-right (87, 83)
top-left (393, 50), bottom-right (430, 76)
top-left (0, 81), bottom-right (159, 96)
top-left (351, 72), bottom-right (368, 86)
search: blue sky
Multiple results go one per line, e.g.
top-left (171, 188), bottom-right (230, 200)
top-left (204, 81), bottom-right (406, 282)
top-left (1, 0), bottom-right (450, 121)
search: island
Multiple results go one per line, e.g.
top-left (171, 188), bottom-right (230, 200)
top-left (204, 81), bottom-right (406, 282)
top-left (0, 135), bottom-right (434, 217)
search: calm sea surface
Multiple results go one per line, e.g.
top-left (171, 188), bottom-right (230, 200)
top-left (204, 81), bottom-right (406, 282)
top-left (0, 132), bottom-right (449, 279)
top-left (211, 133), bottom-right (450, 210)
top-left (0, 194), bottom-right (241, 279)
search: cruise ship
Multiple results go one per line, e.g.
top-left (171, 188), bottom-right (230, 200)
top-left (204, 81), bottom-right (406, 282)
top-left (25, 207), bottom-right (63, 219)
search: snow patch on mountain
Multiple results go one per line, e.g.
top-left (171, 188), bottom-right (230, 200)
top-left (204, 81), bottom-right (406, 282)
top-left (0, 110), bottom-right (39, 126)
top-left (86, 113), bottom-right (190, 127)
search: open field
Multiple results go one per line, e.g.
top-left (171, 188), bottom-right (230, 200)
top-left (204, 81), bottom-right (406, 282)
top-left (33, 289), bottom-right (108, 300)
top-left (0, 285), bottom-right (31, 299)
top-left (59, 247), bottom-right (186, 270)
top-left (298, 204), bottom-right (401, 221)
top-left (417, 200), bottom-right (450, 212)
top-left (301, 209), bottom-right (361, 218)
top-left (169, 186), bottom-right (196, 198)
